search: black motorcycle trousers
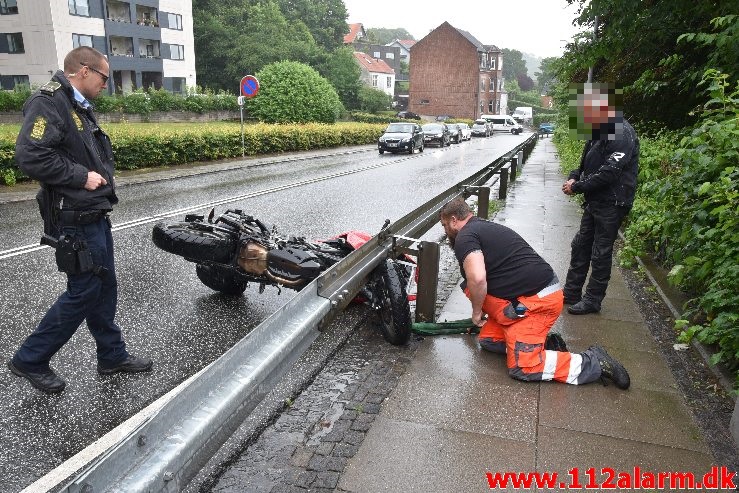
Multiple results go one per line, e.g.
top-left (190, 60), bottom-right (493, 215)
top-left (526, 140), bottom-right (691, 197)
top-left (563, 203), bottom-right (629, 309)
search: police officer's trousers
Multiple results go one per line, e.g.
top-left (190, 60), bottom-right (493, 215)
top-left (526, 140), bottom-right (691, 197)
top-left (12, 217), bottom-right (129, 372)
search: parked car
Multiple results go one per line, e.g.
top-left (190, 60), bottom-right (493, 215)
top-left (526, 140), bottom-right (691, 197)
top-left (378, 122), bottom-right (425, 154)
top-left (435, 114), bottom-right (452, 122)
top-left (482, 114), bottom-right (524, 135)
top-left (538, 122), bottom-right (555, 137)
top-left (421, 123), bottom-right (451, 147)
top-left (396, 110), bottom-right (421, 120)
top-left (457, 123), bottom-right (472, 140)
top-left (471, 119), bottom-right (491, 137)
top-left (446, 123), bottom-right (463, 143)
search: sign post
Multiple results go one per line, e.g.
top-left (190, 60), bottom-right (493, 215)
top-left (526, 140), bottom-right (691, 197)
top-left (238, 75), bottom-right (260, 157)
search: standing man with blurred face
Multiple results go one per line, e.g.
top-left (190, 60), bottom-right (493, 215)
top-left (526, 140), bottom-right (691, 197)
top-left (562, 84), bottom-right (640, 315)
top-left (8, 46), bottom-right (152, 394)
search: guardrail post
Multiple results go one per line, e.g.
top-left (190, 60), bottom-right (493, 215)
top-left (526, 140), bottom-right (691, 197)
top-left (510, 155), bottom-right (518, 182)
top-left (498, 163), bottom-right (510, 199)
top-left (517, 150), bottom-right (524, 169)
top-left (415, 240), bottom-right (440, 323)
top-left (476, 186), bottom-right (490, 219)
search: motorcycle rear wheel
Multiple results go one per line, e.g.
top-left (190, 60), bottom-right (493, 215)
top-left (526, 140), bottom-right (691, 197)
top-left (373, 259), bottom-right (412, 345)
top-left (152, 222), bottom-right (235, 264)
top-left (196, 264), bottom-right (248, 296)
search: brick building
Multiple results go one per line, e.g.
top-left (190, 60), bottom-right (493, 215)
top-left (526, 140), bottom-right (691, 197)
top-left (408, 22), bottom-right (503, 120)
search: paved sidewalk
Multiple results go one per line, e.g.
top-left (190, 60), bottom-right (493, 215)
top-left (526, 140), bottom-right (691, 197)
top-left (339, 139), bottom-right (721, 492)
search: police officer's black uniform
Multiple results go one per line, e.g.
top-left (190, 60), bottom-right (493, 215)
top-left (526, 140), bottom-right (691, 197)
top-left (9, 70), bottom-right (150, 393)
top-left (563, 116), bottom-right (639, 312)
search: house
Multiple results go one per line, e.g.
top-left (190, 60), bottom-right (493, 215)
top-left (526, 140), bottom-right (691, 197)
top-left (385, 39), bottom-right (416, 66)
top-left (408, 22), bottom-right (504, 120)
top-left (0, 0), bottom-right (196, 94)
top-left (344, 23), bottom-right (366, 44)
top-left (353, 43), bottom-right (402, 82)
top-left (353, 51), bottom-right (395, 97)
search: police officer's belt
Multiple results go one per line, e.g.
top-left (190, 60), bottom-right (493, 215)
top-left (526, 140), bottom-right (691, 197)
top-left (57, 209), bottom-right (110, 225)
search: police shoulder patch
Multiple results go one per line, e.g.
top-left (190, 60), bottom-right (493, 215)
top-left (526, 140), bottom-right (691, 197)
top-left (71, 111), bottom-right (84, 131)
top-left (30, 116), bottom-right (47, 140)
top-left (39, 80), bottom-right (62, 96)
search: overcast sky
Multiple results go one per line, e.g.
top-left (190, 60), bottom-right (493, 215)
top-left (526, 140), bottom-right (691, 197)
top-left (343, 0), bottom-right (584, 59)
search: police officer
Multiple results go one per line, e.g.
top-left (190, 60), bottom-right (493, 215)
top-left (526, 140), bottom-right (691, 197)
top-left (440, 198), bottom-right (630, 389)
top-left (8, 47), bottom-right (152, 393)
top-left (562, 84), bottom-right (639, 315)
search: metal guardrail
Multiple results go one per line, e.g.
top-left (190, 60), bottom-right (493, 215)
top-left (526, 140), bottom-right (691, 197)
top-left (61, 134), bottom-right (538, 492)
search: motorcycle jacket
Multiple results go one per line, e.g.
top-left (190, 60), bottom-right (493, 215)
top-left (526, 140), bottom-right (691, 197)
top-left (15, 70), bottom-right (117, 211)
top-left (568, 116), bottom-right (639, 207)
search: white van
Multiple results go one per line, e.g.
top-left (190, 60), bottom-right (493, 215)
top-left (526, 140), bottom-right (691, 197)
top-left (481, 114), bottom-right (523, 135)
top-left (512, 107), bottom-right (533, 124)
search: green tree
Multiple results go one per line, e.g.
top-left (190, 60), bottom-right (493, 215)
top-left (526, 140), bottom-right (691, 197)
top-left (276, 0), bottom-right (348, 51)
top-left (561, 0), bottom-right (738, 129)
top-left (364, 28), bottom-right (414, 45)
top-left (501, 48), bottom-right (528, 83)
top-left (357, 86), bottom-right (391, 113)
top-left (315, 46), bottom-right (362, 110)
top-left (248, 61), bottom-right (344, 123)
top-left (193, 0), bottom-right (320, 92)
top-left (535, 57), bottom-right (560, 94)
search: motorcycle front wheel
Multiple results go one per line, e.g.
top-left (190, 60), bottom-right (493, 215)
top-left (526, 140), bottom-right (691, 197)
top-left (196, 264), bottom-right (248, 296)
top-left (152, 222), bottom-right (235, 264)
top-left (372, 259), bottom-right (412, 345)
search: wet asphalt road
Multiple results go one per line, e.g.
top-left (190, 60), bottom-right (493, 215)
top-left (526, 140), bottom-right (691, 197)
top-left (0, 132), bottom-right (529, 491)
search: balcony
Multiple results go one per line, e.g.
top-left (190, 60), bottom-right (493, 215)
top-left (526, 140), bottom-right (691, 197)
top-left (106, 0), bottom-right (131, 23)
top-left (138, 39), bottom-right (161, 58)
top-left (109, 36), bottom-right (134, 57)
top-left (136, 6), bottom-right (159, 27)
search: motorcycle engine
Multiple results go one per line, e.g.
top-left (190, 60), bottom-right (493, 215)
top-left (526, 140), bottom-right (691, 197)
top-left (238, 241), bottom-right (268, 275)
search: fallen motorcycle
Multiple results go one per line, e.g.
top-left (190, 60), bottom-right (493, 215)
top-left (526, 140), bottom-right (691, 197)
top-left (152, 209), bottom-right (413, 345)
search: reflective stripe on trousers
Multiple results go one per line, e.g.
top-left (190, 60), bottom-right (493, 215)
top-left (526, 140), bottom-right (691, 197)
top-left (469, 288), bottom-right (601, 385)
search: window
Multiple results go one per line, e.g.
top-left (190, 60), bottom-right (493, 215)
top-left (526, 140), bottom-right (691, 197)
top-left (490, 58), bottom-right (496, 70)
top-left (419, 99), bottom-right (429, 105)
top-left (480, 78), bottom-right (485, 91)
top-left (73, 34), bottom-right (93, 48)
top-left (491, 78), bottom-right (496, 91)
top-left (172, 77), bottom-right (186, 94)
top-left (0, 0), bottom-right (18, 15)
top-left (488, 100), bottom-right (494, 112)
top-left (6, 32), bottom-right (23, 53)
top-left (386, 76), bottom-right (391, 88)
top-left (170, 44), bottom-right (184, 60)
top-left (1, 74), bottom-right (28, 89)
top-left (372, 74), bottom-right (378, 87)
top-left (69, 0), bottom-right (89, 16)
top-left (386, 52), bottom-right (394, 60)
top-left (167, 13), bottom-right (182, 30)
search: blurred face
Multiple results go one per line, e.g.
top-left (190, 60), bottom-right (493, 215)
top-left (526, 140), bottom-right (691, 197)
top-left (76, 60), bottom-right (110, 100)
top-left (580, 92), bottom-right (613, 125)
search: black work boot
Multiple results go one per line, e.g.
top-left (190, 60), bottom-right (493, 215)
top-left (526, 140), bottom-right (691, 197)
top-left (589, 346), bottom-right (630, 389)
top-left (8, 360), bottom-right (66, 393)
top-left (545, 332), bottom-right (568, 352)
top-left (98, 355), bottom-right (153, 375)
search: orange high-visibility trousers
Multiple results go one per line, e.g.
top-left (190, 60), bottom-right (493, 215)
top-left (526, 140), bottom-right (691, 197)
top-left (466, 287), bottom-right (598, 384)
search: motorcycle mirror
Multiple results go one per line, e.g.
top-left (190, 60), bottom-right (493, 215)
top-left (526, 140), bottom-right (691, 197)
top-left (207, 208), bottom-right (215, 223)
top-left (380, 219), bottom-right (390, 231)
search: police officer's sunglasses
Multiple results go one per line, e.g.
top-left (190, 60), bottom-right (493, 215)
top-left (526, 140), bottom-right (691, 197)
top-left (81, 63), bottom-right (109, 84)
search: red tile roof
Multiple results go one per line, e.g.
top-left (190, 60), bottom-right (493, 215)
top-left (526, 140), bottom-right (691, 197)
top-left (397, 39), bottom-right (416, 49)
top-left (344, 23), bottom-right (364, 43)
top-left (353, 52), bottom-right (395, 74)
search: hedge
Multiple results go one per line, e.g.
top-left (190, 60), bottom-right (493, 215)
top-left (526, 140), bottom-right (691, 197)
top-left (0, 122), bottom-right (385, 184)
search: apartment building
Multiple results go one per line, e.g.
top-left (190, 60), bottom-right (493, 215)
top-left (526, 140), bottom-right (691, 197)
top-left (0, 0), bottom-right (195, 94)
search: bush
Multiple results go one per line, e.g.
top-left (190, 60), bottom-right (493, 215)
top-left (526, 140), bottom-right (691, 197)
top-left (357, 86), bottom-right (392, 114)
top-left (0, 86), bottom-right (32, 112)
top-left (0, 122), bottom-right (385, 178)
top-left (247, 61), bottom-right (344, 123)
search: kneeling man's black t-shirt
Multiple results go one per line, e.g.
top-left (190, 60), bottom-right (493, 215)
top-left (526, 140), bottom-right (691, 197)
top-left (453, 217), bottom-right (554, 299)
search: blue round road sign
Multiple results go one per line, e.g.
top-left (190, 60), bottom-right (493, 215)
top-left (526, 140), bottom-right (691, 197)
top-left (240, 75), bottom-right (260, 98)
